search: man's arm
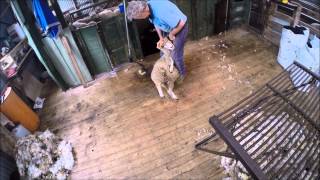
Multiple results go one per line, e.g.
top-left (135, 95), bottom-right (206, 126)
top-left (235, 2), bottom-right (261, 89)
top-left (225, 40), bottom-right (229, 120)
top-left (155, 26), bottom-right (163, 40)
top-left (155, 26), bottom-right (164, 49)
top-left (169, 20), bottom-right (186, 40)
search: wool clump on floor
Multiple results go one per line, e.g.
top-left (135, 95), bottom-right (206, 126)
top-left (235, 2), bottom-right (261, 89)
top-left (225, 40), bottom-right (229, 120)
top-left (15, 130), bottom-right (75, 180)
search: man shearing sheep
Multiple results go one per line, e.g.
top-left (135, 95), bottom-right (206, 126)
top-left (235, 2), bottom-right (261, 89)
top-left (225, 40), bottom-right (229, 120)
top-left (126, 0), bottom-right (188, 82)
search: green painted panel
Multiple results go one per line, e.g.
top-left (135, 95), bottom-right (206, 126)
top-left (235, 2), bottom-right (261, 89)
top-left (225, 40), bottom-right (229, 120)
top-left (42, 28), bottom-right (94, 87)
top-left (193, 0), bottom-right (219, 39)
top-left (129, 22), bottom-right (143, 59)
top-left (43, 37), bottom-right (80, 87)
top-left (175, 0), bottom-right (193, 39)
top-left (11, 0), bottom-right (92, 89)
top-left (174, 0), bottom-right (219, 40)
top-left (77, 25), bottom-right (112, 75)
top-left (62, 28), bottom-right (93, 82)
top-left (206, 0), bottom-right (216, 35)
top-left (229, 0), bottom-right (250, 28)
top-left (196, 0), bottom-right (209, 39)
top-left (100, 15), bottom-right (129, 66)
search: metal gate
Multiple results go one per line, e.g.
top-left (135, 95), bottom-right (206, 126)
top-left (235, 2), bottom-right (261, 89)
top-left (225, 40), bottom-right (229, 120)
top-left (196, 62), bottom-right (320, 179)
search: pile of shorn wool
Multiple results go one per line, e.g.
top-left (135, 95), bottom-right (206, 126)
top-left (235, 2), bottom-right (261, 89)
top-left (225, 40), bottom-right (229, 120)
top-left (15, 130), bottom-right (74, 180)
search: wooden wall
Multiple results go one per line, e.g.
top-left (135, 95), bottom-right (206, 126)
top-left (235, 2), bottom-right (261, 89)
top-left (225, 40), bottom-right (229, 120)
top-left (262, 1), bottom-right (320, 45)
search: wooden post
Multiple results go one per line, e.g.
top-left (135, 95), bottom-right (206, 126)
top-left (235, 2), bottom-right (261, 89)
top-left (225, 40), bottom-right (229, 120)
top-left (292, 3), bottom-right (302, 27)
top-left (60, 35), bottom-right (87, 87)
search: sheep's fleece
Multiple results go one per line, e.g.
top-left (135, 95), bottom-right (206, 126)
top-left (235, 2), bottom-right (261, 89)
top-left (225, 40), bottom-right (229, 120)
top-left (15, 130), bottom-right (74, 180)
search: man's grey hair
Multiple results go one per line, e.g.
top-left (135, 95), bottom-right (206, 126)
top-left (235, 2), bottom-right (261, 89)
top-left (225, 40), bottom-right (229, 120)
top-left (126, 1), bottom-right (148, 21)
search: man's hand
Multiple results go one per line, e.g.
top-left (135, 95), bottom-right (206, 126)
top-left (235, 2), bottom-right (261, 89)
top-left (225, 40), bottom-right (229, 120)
top-left (155, 26), bottom-right (164, 49)
top-left (157, 38), bottom-right (164, 49)
top-left (168, 33), bottom-right (175, 41)
top-left (169, 20), bottom-right (185, 41)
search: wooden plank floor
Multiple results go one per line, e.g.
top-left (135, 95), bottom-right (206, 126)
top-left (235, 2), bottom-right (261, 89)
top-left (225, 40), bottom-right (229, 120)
top-left (39, 28), bottom-right (282, 179)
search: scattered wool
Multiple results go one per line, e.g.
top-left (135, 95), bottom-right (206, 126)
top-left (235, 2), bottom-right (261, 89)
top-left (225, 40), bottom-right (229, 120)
top-left (16, 130), bottom-right (75, 180)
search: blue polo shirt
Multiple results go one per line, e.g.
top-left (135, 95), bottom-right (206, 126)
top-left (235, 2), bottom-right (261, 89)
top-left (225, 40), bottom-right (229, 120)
top-left (148, 0), bottom-right (187, 33)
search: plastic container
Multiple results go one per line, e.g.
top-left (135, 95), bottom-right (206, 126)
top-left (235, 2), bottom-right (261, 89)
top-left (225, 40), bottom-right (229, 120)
top-left (119, 3), bottom-right (124, 13)
top-left (12, 124), bottom-right (31, 138)
top-left (0, 87), bottom-right (39, 132)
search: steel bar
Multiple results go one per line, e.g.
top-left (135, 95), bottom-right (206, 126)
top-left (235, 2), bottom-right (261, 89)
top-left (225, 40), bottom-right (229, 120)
top-left (240, 103), bottom-right (288, 149)
top-left (282, 134), bottom-right (314, 176)
top-left (255, 117), bottom-right (303, 165)
top-left (304, 150), bottom-right (319, 179)
top-left (236, 100), bottom-right (286, 144)
top-left (253, 120), bottom-right (301, 161)
top-left (276, 130), bottom-right (317, 179)
top-left (294, 61), bottom-right (320, 80)
top-left (245, 110), bottom-right (290, 157)
top-left (298, 84), bottom-right (319, 121)
top-left (288, 142), bottom-right (319, 179)
top-left (194, 133), bottom-right (235, 159)
top-left (267, 84), bottom-right (320, 131)
top-left (232, 95), bottom-right (281, 138)
top-left (270, 125), bottom-right (315, 178)
top-left (210, 116), bottom-right (268, 180)
top-left (267, 134), bottom-right (312, 176)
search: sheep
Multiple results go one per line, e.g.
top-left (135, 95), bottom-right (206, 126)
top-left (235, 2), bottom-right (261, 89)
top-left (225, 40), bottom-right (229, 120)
top-left (151, 47), bottom-right (180, 100)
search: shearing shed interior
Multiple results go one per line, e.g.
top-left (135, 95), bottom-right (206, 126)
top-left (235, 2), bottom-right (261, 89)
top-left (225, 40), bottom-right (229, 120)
top-left (0, 0), bottom-right (319, 179)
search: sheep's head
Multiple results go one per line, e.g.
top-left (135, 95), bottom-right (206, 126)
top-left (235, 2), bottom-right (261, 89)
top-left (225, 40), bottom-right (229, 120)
top-left (157, 36), bottom-right (174, 55)
top-left (163, 37), bottom-right (175, 50)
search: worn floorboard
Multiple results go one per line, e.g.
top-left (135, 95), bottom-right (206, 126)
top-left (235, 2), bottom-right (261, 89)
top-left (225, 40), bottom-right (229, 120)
top-left (39, 28), bottom-right (282, 179)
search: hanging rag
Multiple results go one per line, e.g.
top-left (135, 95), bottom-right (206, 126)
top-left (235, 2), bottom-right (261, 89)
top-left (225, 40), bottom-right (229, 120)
top-left (32, 0), bottom-right (61, 38)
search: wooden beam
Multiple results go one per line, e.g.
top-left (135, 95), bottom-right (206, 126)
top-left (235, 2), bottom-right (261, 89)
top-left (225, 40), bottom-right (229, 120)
top-left (292, 3), bottom-right (302, 27)
top-left (60, 35), bottom-right (87, 87)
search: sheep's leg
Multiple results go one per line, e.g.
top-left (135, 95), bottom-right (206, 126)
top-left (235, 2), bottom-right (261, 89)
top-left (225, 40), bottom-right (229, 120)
top-left (169, 57), bottom-right (174, 73)
top-left (167, 81), bottom-right (178, 100)
top-left (155, 83), bottom-right (164, 98)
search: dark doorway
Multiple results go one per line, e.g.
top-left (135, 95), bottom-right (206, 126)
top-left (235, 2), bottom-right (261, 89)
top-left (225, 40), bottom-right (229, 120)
top-left (249, 0), bottom-right (265, 32)
top-left (214, 0), bottom-right (229, 34)
top-left (134, 19), bottom-right (159, 57)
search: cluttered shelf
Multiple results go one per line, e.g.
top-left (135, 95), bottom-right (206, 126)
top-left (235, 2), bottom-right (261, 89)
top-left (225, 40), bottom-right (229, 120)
top-left (11, 48), bottom-right (32, 78)
top-left (0, 39), bottom-right (32, 79)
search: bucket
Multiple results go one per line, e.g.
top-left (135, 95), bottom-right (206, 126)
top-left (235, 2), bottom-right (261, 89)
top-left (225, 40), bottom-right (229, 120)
top-left (0, 87), bottom-right (39, 132)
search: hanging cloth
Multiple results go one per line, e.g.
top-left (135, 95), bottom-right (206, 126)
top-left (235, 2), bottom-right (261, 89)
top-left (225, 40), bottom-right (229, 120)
top-left (32, 0), bottom-right (61, 38)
